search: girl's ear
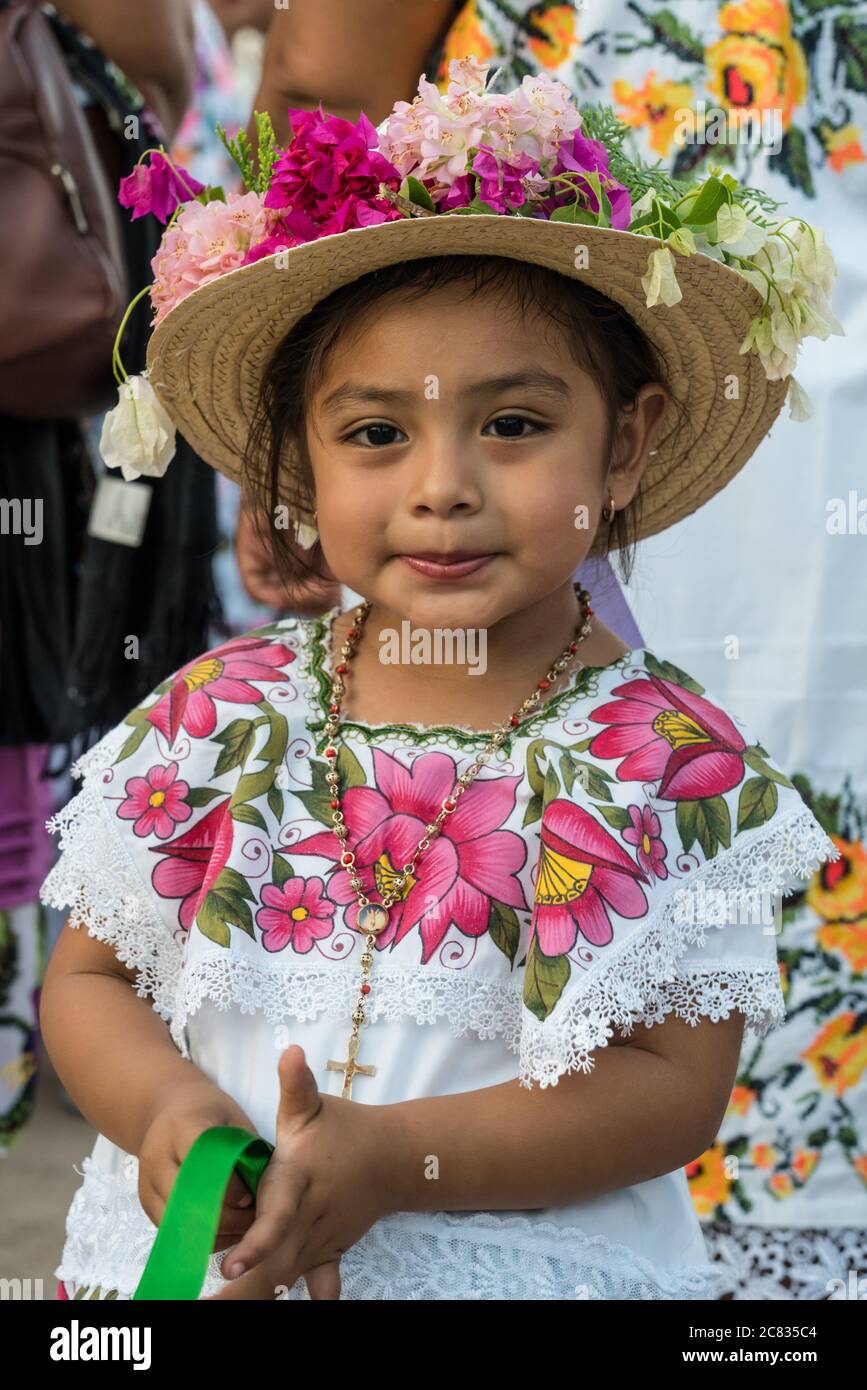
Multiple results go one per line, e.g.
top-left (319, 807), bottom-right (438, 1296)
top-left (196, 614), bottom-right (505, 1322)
top-left (608, 383), bottom-right (669, 503)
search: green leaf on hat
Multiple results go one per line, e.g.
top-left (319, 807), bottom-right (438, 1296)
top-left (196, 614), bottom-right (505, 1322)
top-left (399, 176), bottom-right (435, 212)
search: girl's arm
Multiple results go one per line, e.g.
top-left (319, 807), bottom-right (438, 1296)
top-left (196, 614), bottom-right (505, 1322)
top-left (385, 1010), bottom-right (745, 1211)
top-left (40, 917), bottom-right (220, 1157)
top-left (252, 0), bottom-right (454, 140)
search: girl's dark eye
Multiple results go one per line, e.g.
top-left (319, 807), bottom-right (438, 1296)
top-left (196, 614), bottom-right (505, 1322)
top-left (346, 423), bottom-right (406, 447)
top-left (483, 415), bottom-right (546, 438)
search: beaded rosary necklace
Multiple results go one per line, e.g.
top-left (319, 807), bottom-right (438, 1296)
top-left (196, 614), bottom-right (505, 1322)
top-left (321, 583), bottom-right (595, 1097)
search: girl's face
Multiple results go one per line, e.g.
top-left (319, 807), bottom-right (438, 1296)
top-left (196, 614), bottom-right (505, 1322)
top-left (305, 281), bottom-right (665, 632)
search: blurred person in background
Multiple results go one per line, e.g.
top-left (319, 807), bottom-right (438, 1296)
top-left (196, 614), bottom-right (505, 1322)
top-left (0, 0), bottom-right (209, 1144)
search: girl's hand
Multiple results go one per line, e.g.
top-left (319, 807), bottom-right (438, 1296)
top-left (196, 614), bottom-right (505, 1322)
top-left (137, 1078), bottom-right (260, 1255)
top-left (204, 1045), bottom-right (398, 1300)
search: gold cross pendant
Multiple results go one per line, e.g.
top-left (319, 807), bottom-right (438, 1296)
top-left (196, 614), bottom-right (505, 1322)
top-left (326, 1030), bottom-right (376, 1099)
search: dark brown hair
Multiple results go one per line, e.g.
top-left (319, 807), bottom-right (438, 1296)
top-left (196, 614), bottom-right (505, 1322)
top-left (242, 253), bottom-right (683, 592)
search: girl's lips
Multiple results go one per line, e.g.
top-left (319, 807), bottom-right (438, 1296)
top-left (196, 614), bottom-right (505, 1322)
top-left (399, 554), bottom-right (496, 580)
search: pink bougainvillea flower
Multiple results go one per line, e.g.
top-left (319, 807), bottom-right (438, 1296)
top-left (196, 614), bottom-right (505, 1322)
top-left (469, 146), bottom-right (539, 212)
top-left (150, 797), bottom-right (233, 931)
top-left (117, 761), bottom-right (192, 839)
top-left (550, 131), bottom-right (632, 228)
top-left (256, 876), bottom-right (335, 953)
top-left (147, 635), bottom-right (295, 746)
top-left (588, 672), bottom-right (748, 800)
top-left (621, 802), bottom-right (669, 881)
top-left (292, 748), bottom-right (529, 962)
top-left (150, 190), bottom-right (275, 324)
top-left (118, 150), bottom-right (205, 224)
top-left (263, 106), bottom-right (404, 243)
top-left (531, 798), bottom-right (649, 955)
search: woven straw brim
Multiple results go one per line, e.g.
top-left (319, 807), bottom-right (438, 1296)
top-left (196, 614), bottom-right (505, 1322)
top-left (146, 214), bottom-right (787, 551)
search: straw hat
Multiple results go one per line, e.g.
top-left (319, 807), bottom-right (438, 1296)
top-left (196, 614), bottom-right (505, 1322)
top-left (146, 212), bottom-right (787, 553)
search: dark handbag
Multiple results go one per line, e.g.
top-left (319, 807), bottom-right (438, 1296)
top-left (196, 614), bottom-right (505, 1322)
top-left (0, 0), bottom-right (128, 419)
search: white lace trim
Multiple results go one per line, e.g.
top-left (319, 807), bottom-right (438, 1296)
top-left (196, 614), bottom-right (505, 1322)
top-left (39, 724), bottom-right (191, 1059)
top-left (56, 1155), bottom-right (727, 1301)
top-left (702, 1222), bottom-right (867, 1300)
top-left (518, 802), bottom-right (839, 1088)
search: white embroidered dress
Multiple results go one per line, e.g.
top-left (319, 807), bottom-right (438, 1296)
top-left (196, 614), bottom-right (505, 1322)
top-left (40, 609), bottom-right (839, 1300)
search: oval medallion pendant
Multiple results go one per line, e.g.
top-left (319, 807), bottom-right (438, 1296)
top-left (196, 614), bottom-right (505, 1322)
top-left (356, 904), bottom-right (389, 934)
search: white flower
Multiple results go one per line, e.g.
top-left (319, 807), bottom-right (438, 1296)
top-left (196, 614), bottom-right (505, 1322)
top-left (715, 202), bottom-right (769, 257)
top-left (99, 372), bottom-right (176, 482)
top-left (667, 225), bottom-right (696, 256)
top-left (631, 188), bottom-right (655, 219)
top-left (691, 231), bottom-right (727, 263)
top-left (786, 375), bottom-right (814, 421)
top-left (641, 246), bottom-right (683, 307)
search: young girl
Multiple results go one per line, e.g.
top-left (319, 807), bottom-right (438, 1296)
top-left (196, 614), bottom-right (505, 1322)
top-left (40, 60), bottom-right (842, 1300)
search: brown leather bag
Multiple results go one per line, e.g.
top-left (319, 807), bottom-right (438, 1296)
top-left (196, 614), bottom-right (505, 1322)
top-left (0, 1), bottom-right (128, 419)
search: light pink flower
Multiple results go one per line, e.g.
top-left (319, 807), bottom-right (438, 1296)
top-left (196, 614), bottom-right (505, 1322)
top-left (256, 877), bottom-right (335, 953)
top-left (150, 191), bottom-right (276, 324)
top-left (621, 802), bottom-right (669, 881)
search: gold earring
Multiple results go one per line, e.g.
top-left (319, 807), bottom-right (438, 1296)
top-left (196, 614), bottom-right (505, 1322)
top-left (601, 492), bottom-right (616, 524)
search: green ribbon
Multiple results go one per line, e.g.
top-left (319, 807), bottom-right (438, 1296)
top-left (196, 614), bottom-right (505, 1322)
top-left (133, 1127), bottom-right (274, 1300)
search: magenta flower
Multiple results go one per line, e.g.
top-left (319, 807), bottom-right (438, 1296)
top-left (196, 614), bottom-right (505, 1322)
top-left (262, 106), bottom-right (404, 244)
top-left (551, 132), bottom-right (632, 229)
top-left (147, 635), bottom-right (295, 745)
top-left (469, 147), bottom-right (539, 212)
top-left (256, 877), bottom-right (335, 953)
top-left (531, 798), bottom-right (649, 955)
top-left (292, 748), bottom-right (529, 962)
top-left (118, 150), bottom-right (205, 224)
top-left (242, 230), bottom-right (296, 265)
top-left (117, 761), bottom-right (192, 839)
top-left (621, 802), bottom-right (669, 881)
top-left (588, 672), bottom-right (748, 800)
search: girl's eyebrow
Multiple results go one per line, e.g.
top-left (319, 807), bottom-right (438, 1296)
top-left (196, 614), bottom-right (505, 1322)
top-left (319, 370), bottom-right (573, 415)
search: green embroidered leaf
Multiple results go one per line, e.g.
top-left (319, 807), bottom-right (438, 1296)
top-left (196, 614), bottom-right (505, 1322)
top-left (640, 7), bottom-right (704, 63)
top-left (267, 785), bottom-right (284, 823)
top-left (677, 795), bottom-right (731, 859)
top-left (743, 748), bottom-right (794, 789)
top-left (231, 801), bottom-right (268, 832)
top-left (522, 791), bottom-right (544, 829)
top-left (737, 776), bottom-right (779, 832)
top-left (543, 764), bottom-right (561, 806)
top-left (272, 851), bottom-right (295, 888)
top-left (643, 651), bottom-right (705, 694)
top-left (213, 718), bottom-right (257, 777)
top-left (560, 750), bottom-right (576, 795)
top-left (488, 898), bottom-right (521, 967)
top-left (195, 892), bottom-right (231, 948)
top-left (768, 126), bottom-right (815, 198)
top-left (294, 757), bottom-right (337, 826)
top-left (217, 866), bottom-right (257, 902)
top-left (115, 719), bottom-right (152, 764)
top-left (522, 936), bottom-right (571, 1023)
top-left (832, 16), bottom-right (867, 96)
top-left (573, 761), bottom-right (616, 803)
top-left (595, 802), bottom-right (632, 831)
top-left (198, 885), bottom-right (255, 943)
top-left (186, 786), bottom-right (222, 807)
top-left (337, 745), bottom-right (366, 788)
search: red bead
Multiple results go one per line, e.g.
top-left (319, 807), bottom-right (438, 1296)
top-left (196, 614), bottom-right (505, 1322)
top-left (336, 663), bottom-right (348, 674)
top-left (538, 679), bottom-right (550, 690)
top-left (510, 715), bottom-right (520, 727)
top-left (325, 748), bottom-right (337, 758)
top-left (586, 606), bottom-right (593, 615)
top-left (444, 799), bottom-right (456, 811)
top-left (330, 800), bottom-right (339, 809)
top-left (348, 628), bottom-right (358, 639)
top-left (329, 703), bottom-right (339, 713)
top-left (569, 642), bottom-right (577, 653)
top-left (340, 853), bottom-right (353, 865)
top-left (361, 983), bottom-right (371, 995)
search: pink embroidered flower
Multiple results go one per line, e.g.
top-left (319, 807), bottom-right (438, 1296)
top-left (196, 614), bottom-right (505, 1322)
top-left (292, 748), bottom-right (529, 962)
top-left (150, 191), bottom-right (275, 324)
top-left (151, 797), bottom-right (233, 930)
top-left (531, 798), bottom-right (649, 954)
top-left (589, 672), bottom-right (748, 800)
top-left (621, 802), bottom-right (669, 881)
top-left (117, 761), bottom-right (192, 838)
top-left (256, 877), bottom-right (335, 953)
top-left (260, 107), bottom-right (403, 246)
top-left (118, 151), bottom-right (205, 224)
top-left (147, 635), bottom-right (295, 746)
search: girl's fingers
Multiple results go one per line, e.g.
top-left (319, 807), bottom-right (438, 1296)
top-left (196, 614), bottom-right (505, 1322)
top-left (221, 1209), bottom-right (297, 1280)
top-left (305, 1261), bottom-right (341, 1300)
